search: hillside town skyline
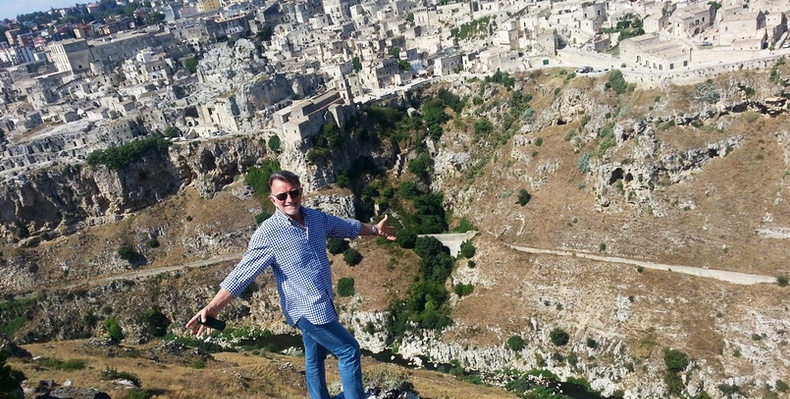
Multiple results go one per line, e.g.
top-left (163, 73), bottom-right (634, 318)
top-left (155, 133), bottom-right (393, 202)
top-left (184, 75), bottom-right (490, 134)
top-left (1, 1), bottom-right (84, 21)
top-left (1, 0), bottom-right (788, 183)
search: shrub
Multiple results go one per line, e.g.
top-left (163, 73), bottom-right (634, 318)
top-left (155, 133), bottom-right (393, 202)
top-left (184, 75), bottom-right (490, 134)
top-left (778, 276), bottom-right (789, 287)
top-left (245, 159), bottom-right (281, 196)
top-left (117, 245), bottom-right (135, 260)
top-left (191, 359), bottom-right (206, 369)
top-left (549, 328), bottom-right (570, 346)
top-left (39, 358), bottom-right (87, 371)
top-left (397, 230), bottom-right (417, 249)
top-left (145, 238), bottom-right (160, 248)
top-left (664, 349), bottom-right (689, 372)
top-left (408, 153), bottom-right (433, 180)
top-left (452, 217), bottom-right (477, 233)
top-left (567, 352), bottom-right (578, 367)
top-left (459, 240), bottom-right (476, 259)
top-left (577, 152), bottom-right (591, 173)
top-left (397, 182), bottom-right (421, 199)
top-left (86, 137), bottom-right (171, 170)
top-left (691, 80), bottom-right (721, 104)
top-left (607, 70), bottom-right (629, 95)
top-left (343, 248), bottom-right (363, 266)
top-left (141, 308), bottom-right (170, 337)
top-left (183, 57), bottom-right (198, 74)
top-left (516, 189), bottom-right (531, 206)
top-left (717, 383), bottom-right (743, 396)
top-left (473, 118), bottom-right (494, 140)
top-left (453, 283), bottom-right (474, 297)
top-left (104, 318), bottom-right (124, 342)
top-left (336, 174), bottom-right (350, 188)
top-left (337, 277), bottom-right (355, 297)
top-left (507, 335), bottom-right (525, 351)
top-left (267, 135), bottom-right (281, 153)
top-left (664, 370), bottom-right (685, 396)
top-left (327, 238), bottom-right (350, 255)
top-left (776, 379), bottom-right (789, 393)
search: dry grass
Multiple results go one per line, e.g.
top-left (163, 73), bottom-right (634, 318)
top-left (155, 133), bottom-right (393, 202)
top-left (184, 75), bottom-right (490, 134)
top-left (8, 340), bottom-right (517, 399)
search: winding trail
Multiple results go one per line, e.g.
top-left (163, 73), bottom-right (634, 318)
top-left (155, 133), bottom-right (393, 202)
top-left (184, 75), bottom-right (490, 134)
top-left (54, 236), bottom-right (776, 293)
top-left (504, 244), bottom-right (776, 285)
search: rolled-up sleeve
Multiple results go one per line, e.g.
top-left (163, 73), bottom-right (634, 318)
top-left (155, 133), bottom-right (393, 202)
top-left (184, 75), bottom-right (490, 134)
top-left (220, 233), bottom-right (275, 297)
top-left (325, 212), bottom-right (361, 240)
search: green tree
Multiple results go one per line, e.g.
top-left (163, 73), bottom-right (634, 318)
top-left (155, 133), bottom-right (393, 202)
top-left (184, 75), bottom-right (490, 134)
top-left (352, 56), bottom-right (362, 71)
top-left (408, 153), bottom-right (433, 180)
top-left (343, 248), bottom-right (363, 266)
top-left (337, 277), bottom-right (355, 297)
top-left (406, 12), bottom-right (414, 23)
top-left (183, 56), bottom-right (199, 74)
top-left (245, 159), bottom-right (281, 196)
top-left (257, 25), bottom-right (273, 41)
top-left (516, 189), bottom-right (532, 206)
top-left (607, 70), bottom-right (629, 95)
top-left (86, 137), bottom-right (172, 170)
top-left (141, 308), bottom-right (170, 337)
top-left (459, 240), bottom-right (476, 259)
top-left (268, 135), bottom-right (282, 153)
top-left (664, 349), bottom-right (689, 373)
top-left (327, 238), bottom-right (350, 255)
top-left (397, 229), bottom-right (417, 249)
top-left (117, 245), bottom-right (135, 260)
top-left (550, 328), bottom-right (570, 346)
top-left (104, 318), bottom-right (124, 342)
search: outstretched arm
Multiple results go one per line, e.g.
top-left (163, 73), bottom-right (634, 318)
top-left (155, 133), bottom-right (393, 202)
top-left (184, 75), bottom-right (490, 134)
top-left (360, 214), bottom-right (397, 241)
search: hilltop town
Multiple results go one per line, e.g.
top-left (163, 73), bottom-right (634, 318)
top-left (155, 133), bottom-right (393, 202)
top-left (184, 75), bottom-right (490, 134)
top-left (1, 0), bottom-right (789, 182)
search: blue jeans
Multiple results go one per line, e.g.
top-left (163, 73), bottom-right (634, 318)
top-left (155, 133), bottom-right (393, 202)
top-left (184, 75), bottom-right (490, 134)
top-left (296, 318), bottom-right (365, 399)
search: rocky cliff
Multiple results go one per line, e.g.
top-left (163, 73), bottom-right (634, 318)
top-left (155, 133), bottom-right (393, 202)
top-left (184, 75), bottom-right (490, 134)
top-left (0, 137), bottom-right (268, 245)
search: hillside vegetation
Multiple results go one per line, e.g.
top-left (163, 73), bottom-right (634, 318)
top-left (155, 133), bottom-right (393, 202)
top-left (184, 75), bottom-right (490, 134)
top-left (3, 66), bottom-right (790, 399)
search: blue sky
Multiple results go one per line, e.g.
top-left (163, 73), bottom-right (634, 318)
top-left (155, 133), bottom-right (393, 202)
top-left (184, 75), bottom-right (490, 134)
top-left (1, 0), bottom-right (84, 21)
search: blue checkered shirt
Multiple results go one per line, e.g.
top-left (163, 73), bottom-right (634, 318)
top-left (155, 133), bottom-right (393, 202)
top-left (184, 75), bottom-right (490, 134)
top-left (220, 206), bottom-right (361, 326)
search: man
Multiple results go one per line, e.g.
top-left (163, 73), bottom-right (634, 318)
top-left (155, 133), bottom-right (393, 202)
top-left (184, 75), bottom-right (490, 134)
top-left (186, 170), bottom-right (395, 399)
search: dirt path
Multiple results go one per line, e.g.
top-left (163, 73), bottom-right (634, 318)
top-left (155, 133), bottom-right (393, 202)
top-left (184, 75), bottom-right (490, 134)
top-left (505, 244), bottom-right (776, 285)
top-left (57, 235), bottom-right (776, 293)
top-left (63, 252), bottom-right (244, 290)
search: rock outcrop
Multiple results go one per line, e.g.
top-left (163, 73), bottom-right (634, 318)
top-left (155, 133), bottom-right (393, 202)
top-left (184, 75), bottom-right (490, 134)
top-left (0, 136), bottom-right (268, 244)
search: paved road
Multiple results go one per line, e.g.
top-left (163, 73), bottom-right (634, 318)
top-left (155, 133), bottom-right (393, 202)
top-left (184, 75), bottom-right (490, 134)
top-left (505, 244), bottom-right (776, 285)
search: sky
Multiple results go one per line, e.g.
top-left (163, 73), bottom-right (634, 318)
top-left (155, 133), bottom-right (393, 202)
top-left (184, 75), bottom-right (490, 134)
top-left (0, 0), bottom-right (85, 21)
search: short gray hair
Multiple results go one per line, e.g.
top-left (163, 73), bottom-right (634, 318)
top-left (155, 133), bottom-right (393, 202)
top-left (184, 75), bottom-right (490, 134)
top-left (268, 170), bottom-right (301, 192)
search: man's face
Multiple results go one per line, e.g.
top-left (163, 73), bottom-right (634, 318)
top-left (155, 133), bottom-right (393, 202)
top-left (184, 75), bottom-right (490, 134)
top-left (269, 179), bottom-right (302, 218)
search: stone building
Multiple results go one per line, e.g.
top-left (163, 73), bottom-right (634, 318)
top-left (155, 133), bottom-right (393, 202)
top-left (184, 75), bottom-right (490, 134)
top-left (274, 90), bottom-right (356, 142)
top-left (620, 33), bottom-right (692, 71)
top-left (717, 8), bottom-right (767, 49)
top-left (669, 3), bottom-right (715, 39)
top-left (48, 39), bottom-right (92, 74)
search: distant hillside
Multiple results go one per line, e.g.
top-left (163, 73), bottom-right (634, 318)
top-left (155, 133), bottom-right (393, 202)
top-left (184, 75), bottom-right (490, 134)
top-left (2, 66), bottom-right (790, 399)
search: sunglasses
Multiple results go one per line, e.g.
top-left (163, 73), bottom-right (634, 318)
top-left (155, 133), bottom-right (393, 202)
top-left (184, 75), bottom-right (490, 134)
top-left (271, 188), bottom-right (302, 201)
